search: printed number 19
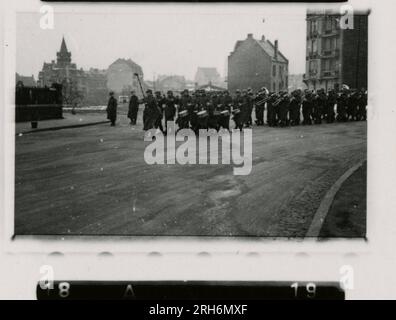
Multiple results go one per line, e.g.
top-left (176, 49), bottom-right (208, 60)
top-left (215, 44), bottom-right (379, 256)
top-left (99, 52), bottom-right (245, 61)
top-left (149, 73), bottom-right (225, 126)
top-left (291, 282), bottom-right (316, 298)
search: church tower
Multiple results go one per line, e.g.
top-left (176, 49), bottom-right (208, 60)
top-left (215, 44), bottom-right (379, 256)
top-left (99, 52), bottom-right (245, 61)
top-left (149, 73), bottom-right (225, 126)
top-left (56, 37), bottom-right (72, 67)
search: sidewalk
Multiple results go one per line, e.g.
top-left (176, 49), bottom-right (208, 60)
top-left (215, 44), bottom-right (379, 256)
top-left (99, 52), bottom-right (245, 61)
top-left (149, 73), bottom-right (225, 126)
top-left (319, 161), bottom-right (367, 238)
top-left (16, 112), bottom-right (110, 135)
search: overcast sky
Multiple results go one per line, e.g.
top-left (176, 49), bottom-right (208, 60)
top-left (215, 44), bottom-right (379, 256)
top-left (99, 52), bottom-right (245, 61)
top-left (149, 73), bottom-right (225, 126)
top-left (16, 5), bottom-right (307, 81)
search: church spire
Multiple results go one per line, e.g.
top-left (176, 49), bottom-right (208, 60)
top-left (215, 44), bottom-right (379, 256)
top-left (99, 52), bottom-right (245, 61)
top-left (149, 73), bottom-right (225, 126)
top-left (60, 36), bottom-right (68, 53)
top-left (56, 36), bottom-right (71, 66)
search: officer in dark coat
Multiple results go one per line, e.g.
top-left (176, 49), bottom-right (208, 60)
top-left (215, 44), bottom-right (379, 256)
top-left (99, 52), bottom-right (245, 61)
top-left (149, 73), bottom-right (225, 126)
top-left (143, 89), bottom-right (161, 131)
top-left (347, 90), bottom-right (359, 121)
top-left (106, 91), bottom-right (117, 126)
top-left (127, 90), bottom-right (139, 125)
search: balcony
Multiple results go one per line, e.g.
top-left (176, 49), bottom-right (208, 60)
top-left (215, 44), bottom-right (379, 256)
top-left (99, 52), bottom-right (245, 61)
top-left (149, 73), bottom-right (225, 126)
top-left (321, 28), bottom-right (340, 37)
top-left (321, 70), bottom-right (339, 79)
top-left (321, 48), bottom-right (340, 58)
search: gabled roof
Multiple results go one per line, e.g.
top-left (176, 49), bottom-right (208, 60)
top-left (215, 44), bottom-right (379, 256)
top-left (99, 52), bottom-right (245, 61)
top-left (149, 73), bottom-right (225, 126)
top-left (230, 35), bottom-right (288, 64)
top-left (257, 39), bottom-right (288, 63)
top-left (110, 58), bottom-right (143, 74)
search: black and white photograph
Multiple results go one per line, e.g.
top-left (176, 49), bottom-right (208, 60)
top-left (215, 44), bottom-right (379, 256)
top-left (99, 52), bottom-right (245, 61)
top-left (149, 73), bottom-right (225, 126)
top-left (12, 5), bottom-right (368, 238)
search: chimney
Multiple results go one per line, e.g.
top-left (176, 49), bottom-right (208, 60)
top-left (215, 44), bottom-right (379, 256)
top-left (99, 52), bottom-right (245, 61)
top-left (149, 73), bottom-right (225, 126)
top-left (261, 35), bottom-right (265, 41)
top-left (247, 33), bottom-right (253, 39)
top-left (274, 40), bottom-right (278, 60)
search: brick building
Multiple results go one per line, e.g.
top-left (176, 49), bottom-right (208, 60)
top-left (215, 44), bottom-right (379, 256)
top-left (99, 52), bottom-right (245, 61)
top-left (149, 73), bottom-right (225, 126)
top-left (227, 33), bottom-right (288, 93)
top-left (303, 11), bottom-right (368, 92)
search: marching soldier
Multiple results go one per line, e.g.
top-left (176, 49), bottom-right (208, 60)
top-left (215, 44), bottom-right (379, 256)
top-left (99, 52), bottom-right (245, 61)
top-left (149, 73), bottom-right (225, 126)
top-left (127, 90), bottom-right (139, 125)
top-left (326, 89), bottom-right (337, 123)
top-left (313, 89), bottom-right (326, 124)
top-left (254, 88), bottom-right (266, 126)
top-left (106, 91), bottom-right (118, 126)
top-left (176, 89), bottom-right (192, 132)
top-left (155, 91), bottom-right (165, 132)
top-left (219, 90), bottom-right (232, 131)
top-left (196, 90), bottom-right (210, 132)
top-left (164, 90), bottom-right (177, 133)
top-left (232, 89), bottom-right (244, 131)
top-left (208, 92), bottom-right (221, 130)
top-left (143, 89), bottom-right (161, 131)
top-left (302, 90), bottom-right (313, 125)
top-left (277, 91), bottom-right (290, 127)
top-left (266, 92), bottom-right (277, 127)
top-left (357, 89), bottom-right (367, 121)
top-left (289, 89), bottom-right (302, 126)
top-left (336, 88), bottom-right (349, 122)
top-left (246, 88), bottom-right (254, 127)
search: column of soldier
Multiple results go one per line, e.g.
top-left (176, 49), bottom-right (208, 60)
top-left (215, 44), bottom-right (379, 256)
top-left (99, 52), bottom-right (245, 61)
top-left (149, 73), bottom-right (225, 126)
top-left (121, 86), bottom-right (367, 133)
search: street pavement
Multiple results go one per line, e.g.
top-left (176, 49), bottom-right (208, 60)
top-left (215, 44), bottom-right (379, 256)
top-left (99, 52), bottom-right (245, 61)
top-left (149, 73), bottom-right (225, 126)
top-left (14, 114), bottom-right (367, 237)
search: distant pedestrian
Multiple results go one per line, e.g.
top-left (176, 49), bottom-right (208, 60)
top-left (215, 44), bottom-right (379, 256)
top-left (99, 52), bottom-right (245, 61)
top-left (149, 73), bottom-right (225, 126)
top-left (106, 91), bottom-right (117, 126)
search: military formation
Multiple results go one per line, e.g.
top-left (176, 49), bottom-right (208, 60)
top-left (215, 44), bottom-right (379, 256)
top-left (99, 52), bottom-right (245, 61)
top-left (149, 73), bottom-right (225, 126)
top-left (106, 85), bottom-right (367, 131)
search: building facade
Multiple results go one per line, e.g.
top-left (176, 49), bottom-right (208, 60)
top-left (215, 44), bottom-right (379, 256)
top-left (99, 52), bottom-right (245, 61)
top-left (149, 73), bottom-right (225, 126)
top-left (106, 58), bottom-right (144, 98)
top-left (228, 34), bottom-right (288, 93)
top-left (84, 68), bottom-right (108, 106)
top-left (304, 11), bottom-right (368, 92)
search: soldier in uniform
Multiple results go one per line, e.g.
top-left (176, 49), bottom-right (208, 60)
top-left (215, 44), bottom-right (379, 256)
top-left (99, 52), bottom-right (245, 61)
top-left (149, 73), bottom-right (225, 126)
top-left (246, 88), bottom-right (254, 127)
top-left (266, 92), bottom-right (277, 127)
top-left (357, 89), bottom-right (367, 121)
top-left (196, 90), bottom-right (209, 132)
top-left (302, 90), bottom-right (313, 125)
top-left (127, 90), bottom-right (139, 125)
top-left (208, 91), bottom-right (221, 130)
top-left (176, 89), bottom-right (192, 132)
top-left (313, 89), bottom-right (326, 124)
top-left (347, 90), bottom-right (359, 121)
top-left (106, 91), bottom-right (118, 126)
top-left (154, 91), bottom-right (165, 132)
top-left (254, 88), bottom-right (266, 126)
top-left (232, 89), bottom-right (244, 131)
top-left (277, 91), bottom-right (290, 127)
top-left (289, 90), bottom-right (302, 126)
top-left (143, 89), bottom-right (161, 131)
top-left (164, 90), bottom-right (177, 133)
top-left (336, 89), bottom-right (349, 122)
top-left (326, 89), bottom-right (337, 123)
top-left (219, 90), bottom-right (232, 131)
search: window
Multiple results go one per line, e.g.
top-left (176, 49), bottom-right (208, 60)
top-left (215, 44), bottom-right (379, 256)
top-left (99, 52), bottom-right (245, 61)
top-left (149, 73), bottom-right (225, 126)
top-left (312, 39), bottom-right (318, 54)
top-left (273, 65), bottom-right (276, 77)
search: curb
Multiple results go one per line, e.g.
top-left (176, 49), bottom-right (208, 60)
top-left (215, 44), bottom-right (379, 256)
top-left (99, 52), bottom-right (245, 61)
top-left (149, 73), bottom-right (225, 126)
top-left (16, 120), bottom-right (110, 135)
top-left (305, 159), bottom-right (366, 238)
